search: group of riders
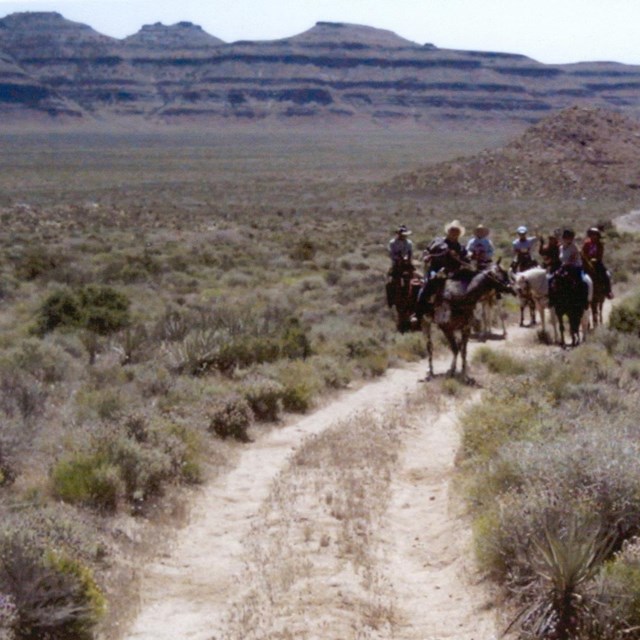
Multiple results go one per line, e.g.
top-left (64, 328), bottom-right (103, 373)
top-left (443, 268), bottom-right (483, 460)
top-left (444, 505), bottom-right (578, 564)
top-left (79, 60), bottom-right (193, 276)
top-left (387, 219), bottom-right (613, 323)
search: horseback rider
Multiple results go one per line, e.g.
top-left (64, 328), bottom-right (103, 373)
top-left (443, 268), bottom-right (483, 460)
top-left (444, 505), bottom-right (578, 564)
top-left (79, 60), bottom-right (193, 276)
top-left (538, 230), bottom-right (561, 273)
top-left (414, 219), bottom-right (471, 320)
top-left (581, 227), bottom-right (613, 299)
top-left (388, 224), bottom-right (414, 267)
top-left (554, 228), bottom-right (590, 298)
top-left (466, 224), bottom-right (494, 269)
top-left (511, 225), bottom-right (536, 271)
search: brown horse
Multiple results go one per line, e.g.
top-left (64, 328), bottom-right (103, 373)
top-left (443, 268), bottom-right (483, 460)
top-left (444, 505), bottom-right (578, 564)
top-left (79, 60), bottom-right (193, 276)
top-left (386, 256), bottom-right (421, 333)
top-left (422, 260), bottom-right (514, 381)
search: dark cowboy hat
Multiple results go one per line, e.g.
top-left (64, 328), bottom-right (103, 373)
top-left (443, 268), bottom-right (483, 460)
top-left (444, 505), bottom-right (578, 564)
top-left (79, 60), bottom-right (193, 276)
top-left (396, 225), bottom-right (412, 236)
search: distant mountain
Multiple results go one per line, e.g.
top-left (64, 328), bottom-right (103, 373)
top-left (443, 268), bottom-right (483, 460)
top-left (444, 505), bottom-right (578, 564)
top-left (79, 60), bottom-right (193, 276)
top-left (383, 106), bottom-right (640, 199)
top-left (1, 12), bottom-right (640, 127)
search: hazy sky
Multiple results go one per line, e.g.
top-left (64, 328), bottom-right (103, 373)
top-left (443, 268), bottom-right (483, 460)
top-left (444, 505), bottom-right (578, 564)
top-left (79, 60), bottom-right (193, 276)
top-left (0, 0), bottom-right (638, 65)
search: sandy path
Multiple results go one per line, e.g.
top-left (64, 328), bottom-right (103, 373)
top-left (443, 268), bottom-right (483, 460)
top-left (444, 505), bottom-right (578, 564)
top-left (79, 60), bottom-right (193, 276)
top-left (613, 209), bottom-right (640, 233)
top-left (383, 400), bottom-right (498, 640)
top-left (124, 358), bottom-right (440, 640)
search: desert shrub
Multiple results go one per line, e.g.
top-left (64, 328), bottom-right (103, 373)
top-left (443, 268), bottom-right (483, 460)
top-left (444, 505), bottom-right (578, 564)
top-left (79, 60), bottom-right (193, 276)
top-left (0, 267), bottom-right (16, 300)
top-left (52, 417), bottom-right (202, 511)
top-left (74, 388), bottom-right (124, 423)
top-left (4, 338), bottom-right (73, 384)
top-left (0, 435), bottom-right (16, 487)
top-left (12, 245), bottom-right (64, 282)
top-left (51, 454), bottom-right (122, 513)
top-left (112, 323), bottom-right (150, 365)
top-left (134, 362), bottom-right (174, 398)
top-left (472, 346), bottom-right (527, 375)
top-left (0, 372), bottom-right (47, 424)
top-left (310, 355), bottom-right (352, 389)
top-left (100, 250), bottom-right (161, 284)
top-left (0, 533), bottom-right (104, 640)
top-left (460, 382), bottom-right (553, 462)
top-left (273, 360), bottom-right (323, 412)
top-left (34, 285), bottom-right (130, 337)
top-left (609, 293), bottom-right (640, 335)
top-left (241, 378), bottom-right (284, 422)
top-left (280, 318), bottom-right (312, 360)
top-left (33, 288), bottom-right (84, 335)
top-left (208, 395), bottom-right (254, 442)
top-left (593, 540), bottom-right (640, 634)
top-left (289, 239), bottom-right (316, 262)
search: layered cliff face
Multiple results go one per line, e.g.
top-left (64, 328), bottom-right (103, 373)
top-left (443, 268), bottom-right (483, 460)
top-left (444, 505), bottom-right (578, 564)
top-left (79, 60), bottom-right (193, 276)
top-left (1, 12), bottom-right (640, 126)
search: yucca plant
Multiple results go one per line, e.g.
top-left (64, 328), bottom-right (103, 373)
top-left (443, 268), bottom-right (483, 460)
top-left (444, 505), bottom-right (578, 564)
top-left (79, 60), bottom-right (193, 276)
top-left (509, 518), bottom-right (614, 640)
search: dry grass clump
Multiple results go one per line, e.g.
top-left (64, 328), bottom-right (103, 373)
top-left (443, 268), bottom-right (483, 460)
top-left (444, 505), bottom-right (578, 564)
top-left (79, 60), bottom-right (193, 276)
top-left (461, 322), bottom-right (640, 639)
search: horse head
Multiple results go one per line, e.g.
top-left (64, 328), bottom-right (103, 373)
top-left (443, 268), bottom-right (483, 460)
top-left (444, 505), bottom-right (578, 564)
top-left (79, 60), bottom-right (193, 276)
top-left (483, 259), bottom-right (516, 296)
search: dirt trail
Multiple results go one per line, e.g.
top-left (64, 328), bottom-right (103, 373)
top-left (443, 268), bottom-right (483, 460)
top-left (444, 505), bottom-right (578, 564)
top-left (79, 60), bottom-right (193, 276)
top-left (124, 358), bottom-right (449, 640)
top-left (613, 209), bottom-right (640, 233)
top-left (122, 325), bottom-right (537, 640)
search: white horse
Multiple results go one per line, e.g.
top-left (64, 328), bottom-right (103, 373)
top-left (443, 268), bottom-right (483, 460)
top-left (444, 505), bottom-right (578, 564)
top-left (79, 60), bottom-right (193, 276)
top-left (513, 267), bottom-right (557, 342)
top-left (513, 267), bottom-right (593, 344)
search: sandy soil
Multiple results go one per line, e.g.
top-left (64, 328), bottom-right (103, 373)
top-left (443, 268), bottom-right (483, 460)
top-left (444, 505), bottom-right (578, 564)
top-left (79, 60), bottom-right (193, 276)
top-left (613, 209), bottom-right (640, 233)
top-left (121, 324), bottom-right (535, 640)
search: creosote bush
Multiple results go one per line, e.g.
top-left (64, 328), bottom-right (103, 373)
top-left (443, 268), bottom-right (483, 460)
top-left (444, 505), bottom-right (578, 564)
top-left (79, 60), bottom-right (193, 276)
top-left (34, 285), bottom-right (131, 337)
top-left (208, 395), bottom-right (254, 442)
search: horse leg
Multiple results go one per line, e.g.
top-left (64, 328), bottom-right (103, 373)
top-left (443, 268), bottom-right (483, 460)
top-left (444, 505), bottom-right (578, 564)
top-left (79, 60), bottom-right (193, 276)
top-left (519, 303), bottom-right (525, 327)
top-left (529, 298), bottom-right (537, 326)
top-left (424, 320), bottom-right (434, 380)
top-left (460, 325), bottom-right (473, 382)
top-left (443, 327), bottom-right (459, 376)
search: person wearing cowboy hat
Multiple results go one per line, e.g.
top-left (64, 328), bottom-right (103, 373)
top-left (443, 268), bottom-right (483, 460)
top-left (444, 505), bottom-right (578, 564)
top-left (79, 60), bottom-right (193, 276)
top-left (511, 225), bottom-right (537, 271)
top-left (414, 220), bottom-right (470, 321)
top-left (466, 224), bottom-right (494, 269)
top-left (581, 226), bottom-right (613, 298)
top-left (388, 224), bottom-right (414, 266)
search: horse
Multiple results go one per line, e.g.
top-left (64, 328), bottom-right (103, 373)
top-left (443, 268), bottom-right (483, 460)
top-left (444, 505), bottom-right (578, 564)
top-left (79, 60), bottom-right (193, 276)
top-left (422, 260), bottom-right (514, 381)
top-left (582, 260), bottom-right (607, 329)
top-left (509, 253), bottom-right (539, 326)
top-left (512, 266), bottom-right (558, 342)
top-left (474, 289), bottom-right (507, 340)
top-left (386, 255), bottom-right (422, 333)
top-left (548, 266), bottom-right (591, 348)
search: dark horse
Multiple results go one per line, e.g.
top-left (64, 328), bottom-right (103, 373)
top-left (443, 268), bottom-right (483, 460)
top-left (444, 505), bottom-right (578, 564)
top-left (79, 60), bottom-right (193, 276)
top-left (548, 266), bottom-right (589, 348)
top-left (386, 255), bottom-right (422, 333)
top-left (422, 260), bottom-right (514, 381)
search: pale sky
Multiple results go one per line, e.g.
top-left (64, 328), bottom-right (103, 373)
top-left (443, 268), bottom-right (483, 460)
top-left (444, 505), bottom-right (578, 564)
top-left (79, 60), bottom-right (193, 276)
top-left (0, 0), bottom-right (639, 65)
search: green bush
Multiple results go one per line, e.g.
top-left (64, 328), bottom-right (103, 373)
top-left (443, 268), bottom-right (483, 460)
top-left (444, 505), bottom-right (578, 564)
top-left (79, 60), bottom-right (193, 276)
top-left (208, 395), bottom-right (254, 441)
top-left (275, 361), bottom-right (323, 413)
top-left (51, 454), bottom-right (122, 513)
top-left (34, 285), bottom-right (131, 337)
top-left (609, 293), bottom-right (640, 335)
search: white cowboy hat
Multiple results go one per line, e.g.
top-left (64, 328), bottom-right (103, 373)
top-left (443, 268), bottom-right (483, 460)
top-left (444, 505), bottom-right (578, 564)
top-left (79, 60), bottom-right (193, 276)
top-left (516, 225), bottom-right (528, 235)
top-left (444, 219), bottom-right (465, 236)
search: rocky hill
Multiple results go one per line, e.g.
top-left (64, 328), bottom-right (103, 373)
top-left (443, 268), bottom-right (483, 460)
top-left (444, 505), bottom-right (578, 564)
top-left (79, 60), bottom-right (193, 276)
top-left (2, 12), bottom-right (640, 126)
top-left (383, 106), bottom-right (640, 199)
